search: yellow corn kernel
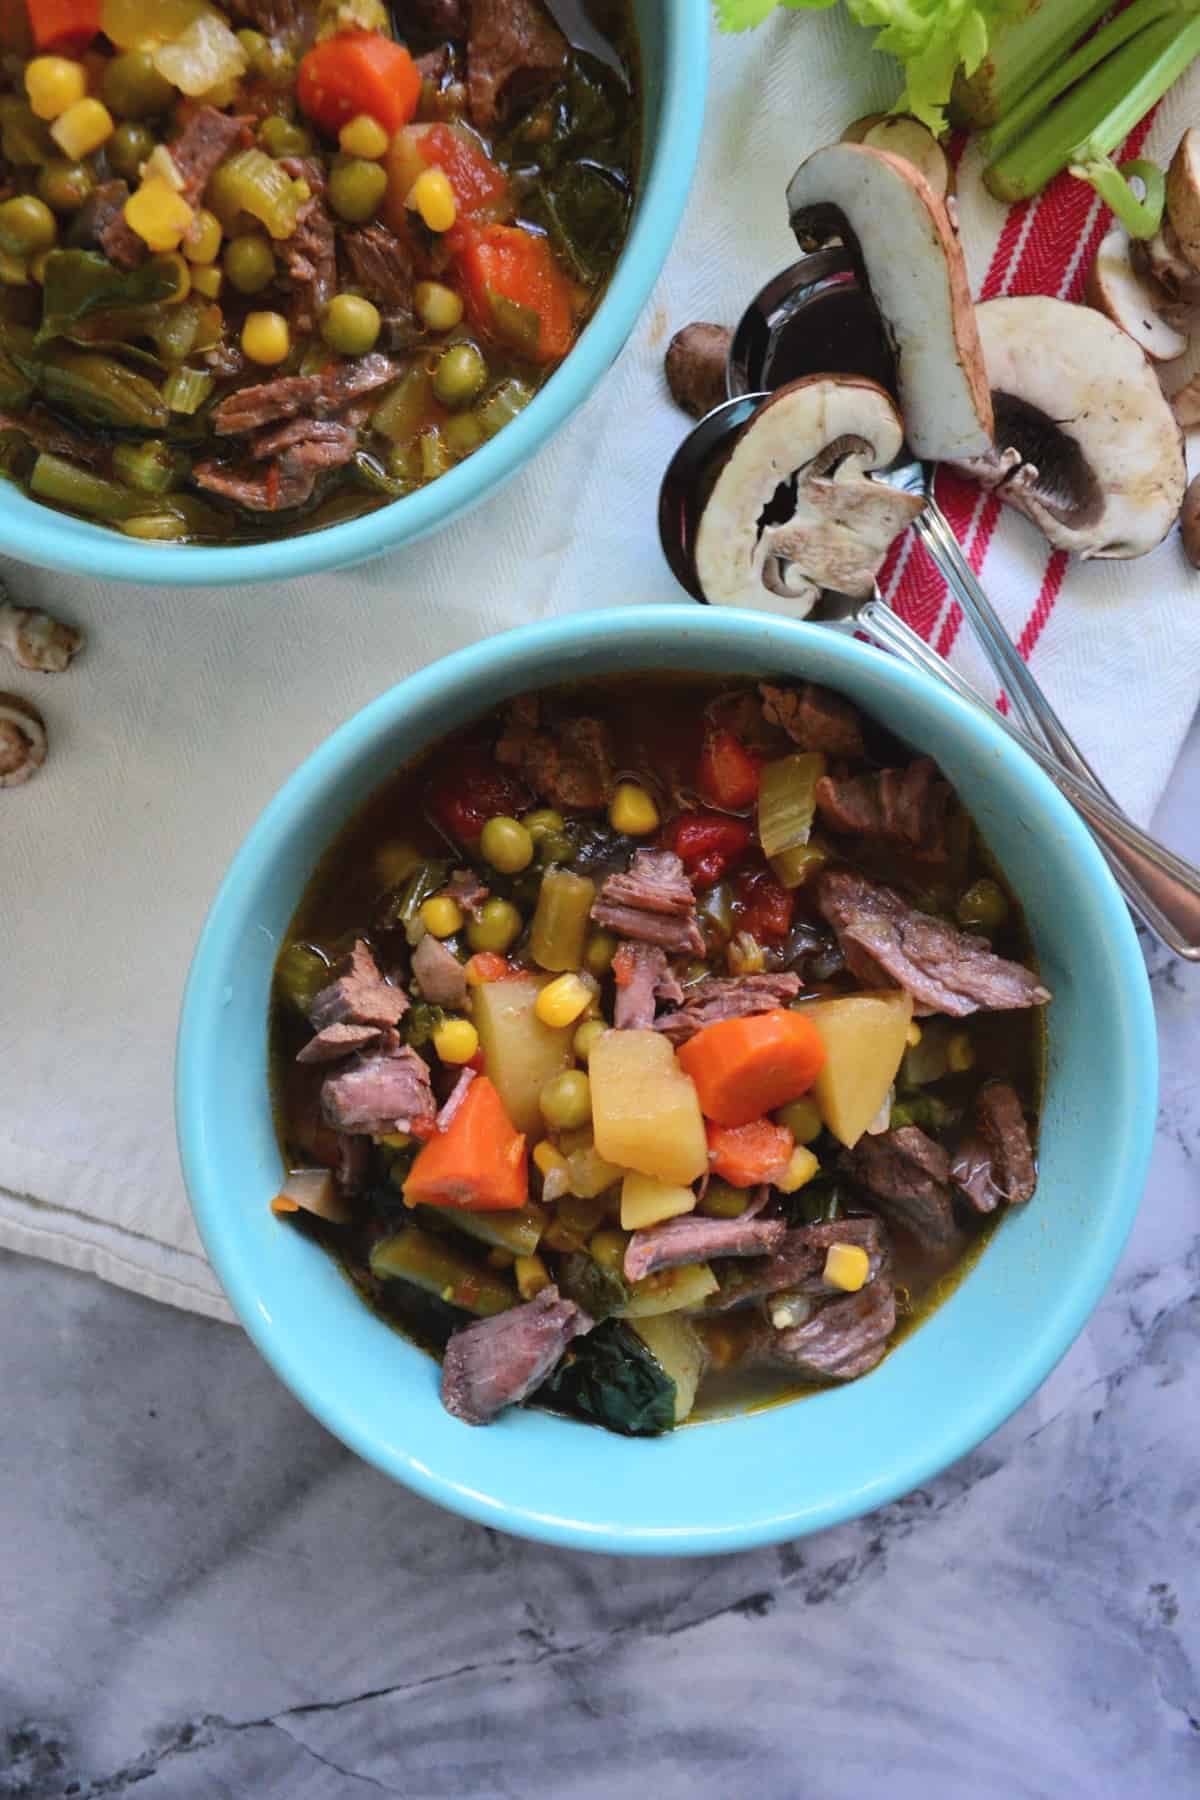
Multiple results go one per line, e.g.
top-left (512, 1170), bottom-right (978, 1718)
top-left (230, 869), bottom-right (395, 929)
top-left (190, 262), bottom-right (222, 298)
top-left (414, 278), bottom-right (463, 332)
top-left (823, 1243), bottom-right (870, 1294)
top-left (339, 111), bottom-right (390, 158)
top-left (407, 166), bottom-right (456, 233)
top-left (241, 308), bottom-right (290, 366)
top-left (514, 1252), bottom-right (551, 1300)
top-left (419, 895), bottom-right (464, 939)
top-left (608, 781), bottom-right (659, 836)
top-left (905, 1021), bottom-right (923, 1048)
top-left (487, 1247), bottom-right (515, 1269)
top-left (534, 972), bottom-right (592, 1029)
top-left (124, 178), bottom-right (194, 253)
top-left (588, 1228), bottom-right (628, 1273)
top-left (946, 1030), bottom-right (976, 1072)
top-left (186, 207), bottom-right (222, 264)
top-left (376, 1131), bottom-right (411, 1150)
top-left (432, 1017), bottom-right (478, 1064)
top-left (775, 1145), bottom-right (820, 1194)
top-left (50, 96), bottom-right (113, 159)
top-left (26, 56), bottom-right (87, 121)
top-left (533, 1141), bottom-right (568, 1179)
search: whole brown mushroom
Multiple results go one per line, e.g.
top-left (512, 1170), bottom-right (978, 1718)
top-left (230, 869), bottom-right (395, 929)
top-left (1180, 473), bottom-right (1200, 570)
top-left (665, 323), bottom-right (733, 420)
top-left (0, 692), bottom-right (47, 787)
top-left (0, 599), bottom-right (84, 674)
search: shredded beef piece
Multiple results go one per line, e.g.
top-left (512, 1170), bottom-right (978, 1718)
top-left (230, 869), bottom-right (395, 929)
top-left (66, 180), bottom-right (145, 268)
top-left (412, 931), bottom-right (469, 1009)
top-left (612, 942), bottom-right (684, 1031)
top-left (335, 1132), bottom-right (369, 1196)
top-left (204, 339), bottom-right (245, 380)
top-left (706, 1216), bottom-right (889, 1312)
top-left (342, 223), bottom-right (413, 313)
top-left (250, 418), bottom-right (358, 462)
top-left (192, 457), bottom-right (315, 512)
top-left (296, 1022), bottom-right (383, 1064)
top-left (321, 1042), bottom-right (435, 1135)
top-left (280, 157), bottom-right (337, 337)
top-left (441, 1285), bottom-right (593, 1425)
top-left (308, 939), bottom-right (409, 1032)
top-left (655, 972), bottom-right (802, 1044)
top-left (467, 0), bottom-right (567, 129)
top-left (843, 1126), bottom-right (963, 1255)
top-left (170, 105), bottom-right (245, 207)
top-left (760, 681), bottom-right (866, 760)
top-left (591, 850), bottom-right (705, 957)
top-left (437, 1065), bottom-right (476, 1131)
top-left (495, 699), bottom-right (615, 810)
top-left (746, 1278), bottom-right (896, 1381)
top-left (952, 1080), bottom-right (1037, 1213)
top-left (0, 407), bottom-right (103, 467)
top-left (446, 867), bottom-right (489, 920)
top-left (817, 870), bottom-right (1052, 1018)
top-left (414, 42), bottom-right (454, 83)
top-left (623, 1213), bottom-right (786, 1284)
top-left (212, 354), bottom-right (395, 434)
top-left (816, 758), bottom-right (952, 859)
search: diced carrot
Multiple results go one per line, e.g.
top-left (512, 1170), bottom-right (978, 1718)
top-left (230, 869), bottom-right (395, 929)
top-left (706, 1117), bottom-right (796, 1189)
top-left (466, 951), bottom-right (509, 984)
top-left (698, 729), bottom-right (762, 811)
top-left (402, 1075), bottom-right (527, 1211)
top-left (27, 0), bottom-right (98, 51)
top-left (297, 33), bottom-right (421, 137)
top-left (678, 1009), bottom-right (826, 1128)
top-left (456, 222), bottom-right (576, 364)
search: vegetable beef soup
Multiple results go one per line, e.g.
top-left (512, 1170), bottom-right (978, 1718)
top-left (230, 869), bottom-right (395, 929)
top-left (0, 0), bottom-right (638, 543)
top-left (270, 676), bottom-right (1049, 1436)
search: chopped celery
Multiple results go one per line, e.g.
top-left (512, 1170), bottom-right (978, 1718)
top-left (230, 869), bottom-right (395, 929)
top-left (369, 1224), bottom-right (516, 1317)
top-left (1068, 154), bottom-right (1165, 239)
top-left (162, 365), bottom-right (214, 415)
top-left (529, 867), bottom-right (595, 972)
top-left (758, 752), bottom-right (826, 888)
top-left (618, 1262), bottom-right (719, 1318)
top-left (475, 377), bottom-right (534, 439)
top-left (30, 452), bottom-right (144, 520)
top-left (371, 365), bottom-right (432, 444)
top-left (208, 148), bottom-right (308, 241)
top-left (112, 438), bottom-right (182, 496)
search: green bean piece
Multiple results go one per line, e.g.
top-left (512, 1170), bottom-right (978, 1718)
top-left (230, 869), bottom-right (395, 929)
top-left (698, 1180), bottom-right (749, 1220)
top-left (112, 438), bottom-right (183, 496)
top-left (148, 295), bottom-right (202, 362)
top-left (107, 121), bottom-right (156, 182)
top-left (540, 1069), bottom-right (592, 1132)
top-left (37, 159), bottom-right (94, 214)
top-left (162, 365), bottom-right (213, 414)
top-left (319, 292), bottom-right (381, 356)
top-left (530, 867), bottom-right (595, 972)
top-left (956, 877), bottom-right (1010, 932)
top-left (770, 841), bottom-right (829, 888)
top-left (419, 424), bottom-right (450, 482)
top-left (442, 411), bottom-right (483, 459)
top-left (118, 510), bottom-right (191, 541)
top-left (372, 364), bottom-right (433, 442)
top-left (0, 98), bottom-right (55, 167)
top-left (30, 452), bottom-right (144, 520)
top-left (37, 350), bottom-right (167, 429)
top-left (258, 114), bottom-right (313, 159)
top-left (223, 233), bottom-right (276, 295)
top-left (369, 1225), bottom-right (516, 1317)
top-left (433, 341), bottom-right (487, 408)
top-left (328, 158), bottom-right (388, 224)
top-left (0, 196), bottom-right (56, 257)
top-left (102, 50), bottom-right (175, 120)
top-left (417, 1202), bottom-right (546, 1257)
top-left (0, 346), bottom-right (34, 408)
top-left (275, 941), bottom-right (331, 1014)
top-left (474, 377), bottom-right (534, 438)
top-left (466, 897), bottom-right (522, 954)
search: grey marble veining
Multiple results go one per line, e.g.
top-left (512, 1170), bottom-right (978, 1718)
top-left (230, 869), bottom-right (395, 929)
top-left (3, 730), bottom-right (1199, 1800)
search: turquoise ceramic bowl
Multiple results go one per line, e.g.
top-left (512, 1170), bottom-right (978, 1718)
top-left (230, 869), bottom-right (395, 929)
top-left (0, 2), bottom-right (706, 588)
top-left (177, 607), bottom-right (1157, 1554)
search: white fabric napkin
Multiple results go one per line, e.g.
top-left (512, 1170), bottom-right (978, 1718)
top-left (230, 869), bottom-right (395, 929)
top-left (3, 14), bottom-right (1200, 1321)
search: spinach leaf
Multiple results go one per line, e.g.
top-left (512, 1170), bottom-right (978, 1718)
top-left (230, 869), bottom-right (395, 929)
top-left (558, 1251), bottom-right (629, 1321)
top-left (540, 1319), bottom-right (676, 1436)
top-left (37, 250), bottom-right (187, 349)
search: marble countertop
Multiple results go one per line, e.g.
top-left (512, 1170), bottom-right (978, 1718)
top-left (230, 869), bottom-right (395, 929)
top-left (4, 734), bottom-right (1198, 1800)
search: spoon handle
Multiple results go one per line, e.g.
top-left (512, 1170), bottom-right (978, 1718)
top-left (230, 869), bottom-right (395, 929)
top-left (858, 599), bottom-right (1200, 961)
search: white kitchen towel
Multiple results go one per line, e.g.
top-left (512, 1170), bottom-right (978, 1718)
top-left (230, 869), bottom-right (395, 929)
top-left (3, 13), bottom-right (1200, 1322)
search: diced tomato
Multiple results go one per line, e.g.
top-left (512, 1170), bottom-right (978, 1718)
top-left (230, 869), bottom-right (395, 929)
top-left (735, 866), bottom-right (795, 943)
top-left (456, 222), bottom-right (576, 364)
top-left (26, 0), bottom-right (97, 51)
top-left (424, 123), bottom-right (510, 221)
top-left (297, 33), bottom-right (421, 137)
top-left (698, 729), bottom-right (762, 812)
top-left (465, 952), bottom-right (509, 985)
top-left (428, 747), bottom-right (527, 842)
top-left (663, 810), bottom-right (752, 887)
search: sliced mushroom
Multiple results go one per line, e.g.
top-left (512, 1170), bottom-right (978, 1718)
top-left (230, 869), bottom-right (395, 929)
top-left (0, 599), bottom-right (84, 673)
top-left (1085, 225), bottom-right (1188, 362)
top-left (1166, 129), bottom-right (1200, 273)
top-left (1171, 373), bottom-right (1200, 430)
top-left (1138, 222), bottom-right (1200, 304)
top-left (694, 375), bottom-right (924, 616)
top-left (786, 142), bottom-right (992, 463)
top-left (665, 322), bottom-right (732, 420)
top-left (842, 114), bottom-right (952, 202)
top-left (1181, 473), bottom-right (1200, 570)
top-left (952, 297), bottom-right (1185, 560)
top-left (0, 692), bottom-right (47, 787)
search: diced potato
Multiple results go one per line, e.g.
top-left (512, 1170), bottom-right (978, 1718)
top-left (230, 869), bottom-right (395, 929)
top-left (796, 991), bottom-right (914, 1147)
top-left (620, 1172), bottom-right (697, 1232)
top-left (565, 1144), bottom-right (624, 1199)
top-left (620, 1262), bottom-right (718, 1318)
top-left (589, 1029), bottom-right (708, 1186)
top-left (472, 973), bottom-right (573, 1137)
top-left (631, 1314), bottom-right (707, 1423)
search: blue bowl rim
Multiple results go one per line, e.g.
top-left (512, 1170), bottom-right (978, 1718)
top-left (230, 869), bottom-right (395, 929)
top-left (0, 2), bottom-right (707, 589)
top-left (176, 606), bottom-right (1158, 1554)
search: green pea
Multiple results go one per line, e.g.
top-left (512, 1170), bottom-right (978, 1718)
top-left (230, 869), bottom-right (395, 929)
top-left (319, 293), bottom-right (381, 356)
top-left (102, 50), bottom-right (174, 121)
top-left (107, 121), bottom-right (156, 182)
top-left (480, 814), bottom-right (534, 874)
top-left (432, 341), bottom-right (487, 408)
top-left (467, 897), bottom-right (522, 954)
top-left (36, 158), bottom-right (93, 214)
top-left (522, 808), bottom-right (565, 840)
top-left (539, 1069), bottom-right (592, 1132)
top-left (224, 234), bottom-right (276, 295)
top-left (442, 411), bottom-right (483, 460)
top-left (0, 195), bottom-right (56, 256)
top-left (536, 828), bottom-right (574, 867)
top-left (258, 114), bottom-right (313, 159)
top-left (572, 1018), bottom-right (606, 1064)
top-left (583, 930), bottom-right (618, 978)
top-left (956, 877), bottom-right (1010, 932)
top-left (328, 158), bottom-right (387, 224)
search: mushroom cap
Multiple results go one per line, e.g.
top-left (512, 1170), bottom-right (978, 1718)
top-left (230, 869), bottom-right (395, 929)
top-left (694, 374), bottom-right (922, 615)
top-left (1086, 225), bottom-right (1188, 363)
top-left (1180, 472), bottom-right (1200, 571)
top-left (786, 141), bottom-right (992, 463)
top-left (966, 297), bottom-right (1186, 560)
top-left (1166, 128), bottom-right (1200, 275)
top-left (843, 114), bottom-right (952, 202)
top-left (0, 691), bottom-right (47, 787)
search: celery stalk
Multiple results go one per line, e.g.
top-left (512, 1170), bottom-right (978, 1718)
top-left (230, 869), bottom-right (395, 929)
top-left (1067, 155), bottom-right (1166, 239)
top-left (952, 0), bottom-right (1113, 129)
top-left (985, 13), bottom-right (1200, 203)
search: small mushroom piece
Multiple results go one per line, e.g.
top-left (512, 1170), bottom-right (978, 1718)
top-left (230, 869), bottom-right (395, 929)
top-left (843, 114), bottom-right (952, 202)
top-left (1171, 373), bottom-right (1200, 430)
top-left (0, 599), bottom-right (84, 673)
top-left (1166, 129), bottom-right (1200, 273)
top-left (1138, 222), bottom-right (1200, 304)
top-left (665, 322), bottom-right (733, 420)
top-left (0, 692), bottom-right (47, 787)
top-left (953, 296), bottom-right (1186, 560)
top-left (1085, 225), bottom-right (1188, 362)
top-left (694, 374), bottom-right (925, 616)
top-left (1181, 472), bottom-right (1200, 570)
top-left (786, 142), bottom-right (993, 463)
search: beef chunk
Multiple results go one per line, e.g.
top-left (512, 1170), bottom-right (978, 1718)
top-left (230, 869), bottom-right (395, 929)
top-left (321, 1043), bottom-right (435, 1135)
top-left (193, 419), bottom-right (358, 511)
top-left (412, 931), bottom-right (468, 1009)
top-left (707, 1216), bottom-right (889, 1311)
top-left (296, 1022), bottom-right (383, 1064)
top-left (0, 407), bottom-right (103, 466)
top-left (170, 105), bottom-right (245, 207)
top-left (495, 698), bottom-right (615, 810)
top-left (843, 1126), bottom-right (963, 1255)
top-left (342, 223), bottom-right (414, 315)
top-left (654, 971), bottom-right (802, 1045)
top-left (591, 850), bottom-right (705, 957)
top-left (441, 1285), bottom-right (593, 1425)
top-left (611, 942), bottom-right (684, 1031)
top-left (623, 1212), bottom-right (786, 1284)
top-left (817, 870), bottom-right (1052, 1018)
top-left (952, 1080), bottom-right (1037, 1212)
top-left (760, 681), bottom-right (865, 760)
top-left (401, 0), bottom-right (468, 36)
top-left (227, 0), bottom-right (298, 30)
top-left (308, 939), bottom-right (409, 1031)
top-left (67, 180), bottom-right (144, 268)
top-left (212, 353), bottom-right (395, 434)
top-left (249, 418), bottom-right (358, 463)
top-left (747, 1277), bottom-right (896, 1381)
top-left (816, 758), bottom-right (951, 858)
top-left (446, 867), bottom-right (489, 920)
top-left (281, 157), bottom-right (337, 337)
top-left (467, 0), bottom-right (566, 129)
top-left (335, 1131), bottom-right (369, 1196)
